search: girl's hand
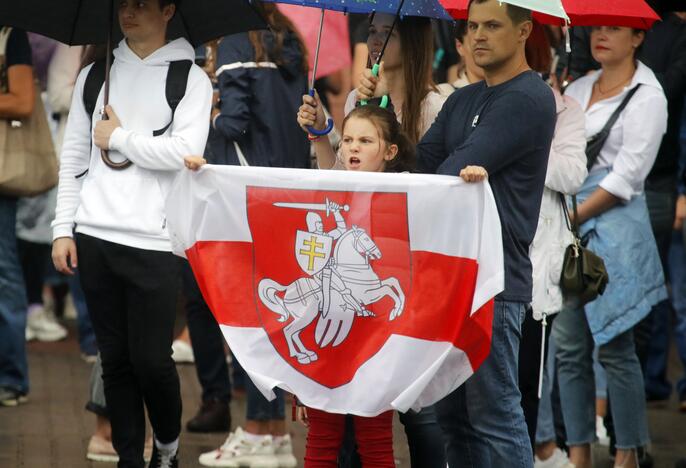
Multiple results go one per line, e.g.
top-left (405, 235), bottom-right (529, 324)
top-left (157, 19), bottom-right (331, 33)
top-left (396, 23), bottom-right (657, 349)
top-left (297, 92), bottom-right (326, 133)
top-left (356, 62), bottom-right (389, 102)
top-left (460, 165), bottom-right (488, 183)
top-left (296, 406), bottom-right (309, 428)
top-left (184, 156), bottom-right (207, 171)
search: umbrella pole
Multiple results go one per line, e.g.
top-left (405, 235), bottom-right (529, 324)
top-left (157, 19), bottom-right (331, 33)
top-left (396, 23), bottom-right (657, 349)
top-left (306, 8), bottom-right (333, 136)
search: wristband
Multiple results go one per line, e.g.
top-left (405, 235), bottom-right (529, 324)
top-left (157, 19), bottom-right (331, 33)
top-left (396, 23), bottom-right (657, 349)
top-left (307, 133), bottom-right (321, 142)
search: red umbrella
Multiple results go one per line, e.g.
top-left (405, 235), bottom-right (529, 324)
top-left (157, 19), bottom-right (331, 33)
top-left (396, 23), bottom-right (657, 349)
top-left (439, 0), bottom-right (661, 29)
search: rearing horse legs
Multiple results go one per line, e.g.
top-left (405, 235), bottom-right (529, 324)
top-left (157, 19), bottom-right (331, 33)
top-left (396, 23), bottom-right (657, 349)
top-left (380, 277), bottom-right (405, 318)
top-left (283, 299), bottom-right (320, 363)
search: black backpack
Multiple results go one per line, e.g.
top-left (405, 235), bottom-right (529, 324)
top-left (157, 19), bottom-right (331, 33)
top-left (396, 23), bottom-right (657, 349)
top-left (83, 57), bottom-right (193, 137)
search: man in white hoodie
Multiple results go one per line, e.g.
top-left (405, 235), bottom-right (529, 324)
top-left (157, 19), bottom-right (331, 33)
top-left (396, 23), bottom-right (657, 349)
top-left (51, 1), bottom-right (212, 467)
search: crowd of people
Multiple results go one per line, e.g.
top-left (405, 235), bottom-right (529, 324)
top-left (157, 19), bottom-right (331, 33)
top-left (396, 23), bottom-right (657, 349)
top-left (1, 0), bottom-right (686, 467)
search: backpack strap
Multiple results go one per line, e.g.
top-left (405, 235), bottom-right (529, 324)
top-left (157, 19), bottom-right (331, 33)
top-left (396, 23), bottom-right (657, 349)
top-left (152, 59), bottom-right (192, 136)
top-left (83, 58), bottom-right (109, 122)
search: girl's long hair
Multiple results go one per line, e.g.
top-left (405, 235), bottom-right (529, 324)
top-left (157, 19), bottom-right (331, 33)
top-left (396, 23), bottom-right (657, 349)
top-left (248, 1), bottom-right (309, 74)
top-left (397, 16), bottom-right (436, 145)
top-left (342, 105), bottom-right (415, 173)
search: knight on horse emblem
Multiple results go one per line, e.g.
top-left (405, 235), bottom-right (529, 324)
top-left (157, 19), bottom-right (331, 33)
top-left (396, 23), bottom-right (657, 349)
top-left (257, 199), bottom-right (406, 364)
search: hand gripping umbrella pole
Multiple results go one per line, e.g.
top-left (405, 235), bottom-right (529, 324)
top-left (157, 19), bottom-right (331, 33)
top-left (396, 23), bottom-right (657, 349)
top-left (306, 9), bottom-right (335, 137)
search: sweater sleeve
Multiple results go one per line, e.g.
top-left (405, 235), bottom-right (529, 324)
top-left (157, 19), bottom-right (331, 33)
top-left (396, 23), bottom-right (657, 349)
top-left (51, 66), bottom-right (93, 240)
top-left (108, 66), bottom-right (213, 171)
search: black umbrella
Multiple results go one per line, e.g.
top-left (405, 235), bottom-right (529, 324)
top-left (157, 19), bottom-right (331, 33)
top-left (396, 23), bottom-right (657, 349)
top-left (0, 0), bottom-right (265, 168)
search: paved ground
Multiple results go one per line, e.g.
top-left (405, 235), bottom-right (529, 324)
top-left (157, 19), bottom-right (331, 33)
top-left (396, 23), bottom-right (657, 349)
top-left (1, 318), bottom-right (685, 468)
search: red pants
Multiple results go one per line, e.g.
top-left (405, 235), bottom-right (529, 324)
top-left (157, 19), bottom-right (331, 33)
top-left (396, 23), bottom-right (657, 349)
top-left (304, 408), bottom-right (395, 467)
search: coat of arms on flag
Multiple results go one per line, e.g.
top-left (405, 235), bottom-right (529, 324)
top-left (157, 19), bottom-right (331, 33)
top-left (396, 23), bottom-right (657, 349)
top-left (166, 166), bottom-right (504, 416)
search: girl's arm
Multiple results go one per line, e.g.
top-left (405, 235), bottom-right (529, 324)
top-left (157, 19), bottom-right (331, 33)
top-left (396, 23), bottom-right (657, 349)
top-left (297, 93), bottom-right (337, 169)
top-left (573, 187), bottom-right (620, 225)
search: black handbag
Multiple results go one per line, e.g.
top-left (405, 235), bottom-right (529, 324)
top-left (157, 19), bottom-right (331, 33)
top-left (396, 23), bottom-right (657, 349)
top-left (559, 194), bottom-right (609, 306)
top-left (584, 84), bottom-right (641, 170)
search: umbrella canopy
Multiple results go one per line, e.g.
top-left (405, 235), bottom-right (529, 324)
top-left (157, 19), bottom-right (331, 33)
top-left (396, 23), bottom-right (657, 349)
top-left (0, 0), bottom-right (266, 47)
top-left (265, 0), bottom-right (453, 20)
top-left (440, 0), bottom-right (660, 29)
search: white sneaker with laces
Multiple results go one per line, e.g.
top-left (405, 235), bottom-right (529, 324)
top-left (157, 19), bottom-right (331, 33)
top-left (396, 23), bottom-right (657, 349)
top-left (198, 427), bottom-right (279, 467)
top-left (534, 447), bottom-right (574, 468)
top-left (26, 306), bottom-right (68, 342)
top-left (273, 434), bottom-right (297, 468)
top-left (171, 339), bottom-right (195, 364)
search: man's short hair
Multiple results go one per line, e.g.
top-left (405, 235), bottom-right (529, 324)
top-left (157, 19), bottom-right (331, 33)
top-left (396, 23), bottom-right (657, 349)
top-left (468, 0), bottom-right (532, 25)
top-left (159, 0), bottom-right (177, 9)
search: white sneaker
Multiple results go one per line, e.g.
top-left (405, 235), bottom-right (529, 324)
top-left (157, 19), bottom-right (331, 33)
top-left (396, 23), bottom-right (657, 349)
top-left (171, 339), bottom-right (195, 364)
top-left (25, 306), bottom-right (68, 342)
top-left (274, 434), bottom-right (297, 468)
top-left (63, 293), bottom-right (77, 319)
top-left (534, 447), bottom-right (574, 468)
top-left (596, 415), bottom-right (610, 446)
top-left (198, 427), bottom-right (279, 467)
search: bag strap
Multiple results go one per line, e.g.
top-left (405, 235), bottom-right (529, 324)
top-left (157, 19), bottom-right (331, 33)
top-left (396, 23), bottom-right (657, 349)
top-left (559, 192), bottom-right (580, 237)
top-left (152, 59), bottom-right (192, 136)
top-left (83, 57), bottom-right (110, 121)
top-left (586, 84), bottom-right (642, 170)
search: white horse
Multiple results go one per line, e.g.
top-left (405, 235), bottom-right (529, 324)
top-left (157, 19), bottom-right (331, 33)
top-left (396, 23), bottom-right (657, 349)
top-left (257, 226), bottom-right (405, 364)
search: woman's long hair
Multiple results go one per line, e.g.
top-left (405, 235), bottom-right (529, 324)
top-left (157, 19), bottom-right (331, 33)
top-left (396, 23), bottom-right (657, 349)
top-left (248, 1), bottom-right (308, 74)
top-left (396, 16), bottom-right (436, 145)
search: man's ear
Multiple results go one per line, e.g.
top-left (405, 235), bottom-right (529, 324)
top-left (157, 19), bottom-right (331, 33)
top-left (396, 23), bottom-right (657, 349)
top-left (163, 3), bottom-right (176, 22)
top-left (519, 20), bottom-right (533, 43)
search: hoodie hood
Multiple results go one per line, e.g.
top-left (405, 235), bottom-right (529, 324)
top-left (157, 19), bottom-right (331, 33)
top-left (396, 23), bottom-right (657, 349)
top-left (262, 30), bottom-right (305, 80)
top-left (113, 37), bottom-right (195, 66)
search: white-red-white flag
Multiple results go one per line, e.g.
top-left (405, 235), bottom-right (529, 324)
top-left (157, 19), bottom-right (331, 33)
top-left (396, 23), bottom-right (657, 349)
top-left (166, 166), bottom-right (503, 416)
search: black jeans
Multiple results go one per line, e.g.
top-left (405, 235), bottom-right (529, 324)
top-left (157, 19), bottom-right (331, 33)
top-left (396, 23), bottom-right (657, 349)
top-left (76, 234), bottom-right (182, 468)
top-left (518, 307), bottom-right (553, 451)
top-left (16, 238), bottom-right (50, 305)
top-left (180, 260), bottom-right (231, 403)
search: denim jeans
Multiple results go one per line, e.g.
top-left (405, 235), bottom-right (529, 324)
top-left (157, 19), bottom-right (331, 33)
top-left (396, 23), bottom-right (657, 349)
top-left (70, 271), bottom-right (98, 356)
top-left (553, 307), bottom-right (649, 449)
top-left (668, 231), bottom-right (686, 401)
top-left (0, 196), bottom-right (29, 394)
top-left (435, 300), bottom-right (532, 468)
top-left (246, 376), bottom-right (284, 421)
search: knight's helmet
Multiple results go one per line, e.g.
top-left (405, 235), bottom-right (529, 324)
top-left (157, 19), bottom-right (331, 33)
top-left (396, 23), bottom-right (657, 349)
top-left (306, 212), bottom-right (323, 233)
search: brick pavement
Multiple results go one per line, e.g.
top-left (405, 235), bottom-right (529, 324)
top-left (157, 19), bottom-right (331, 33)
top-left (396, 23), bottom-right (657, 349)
top-left (1, 320), bottom-right (684, 468)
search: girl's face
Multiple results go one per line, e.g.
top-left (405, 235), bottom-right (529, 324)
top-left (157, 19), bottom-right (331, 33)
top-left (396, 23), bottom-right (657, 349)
top-left (367, 14), bottom-right (402, 71)
top-left (341, 117), bottom-right (398, 172)
top-left (590, 26), bottom-right (643, 66)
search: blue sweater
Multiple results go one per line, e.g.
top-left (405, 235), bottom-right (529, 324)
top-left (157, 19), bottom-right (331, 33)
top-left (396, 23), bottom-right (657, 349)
top-left (417, 71), bottom-right (556, 302)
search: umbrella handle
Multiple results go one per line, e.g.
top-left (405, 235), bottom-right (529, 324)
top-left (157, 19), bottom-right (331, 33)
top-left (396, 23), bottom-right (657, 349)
top-left (306, 89), bottom-right (334, 136)
top-left (360, 63), bottom-right (389, 109)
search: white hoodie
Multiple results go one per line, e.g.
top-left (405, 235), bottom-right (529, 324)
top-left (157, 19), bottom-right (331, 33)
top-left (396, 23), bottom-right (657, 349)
top-left (52, 38), bottom-right (212, 251)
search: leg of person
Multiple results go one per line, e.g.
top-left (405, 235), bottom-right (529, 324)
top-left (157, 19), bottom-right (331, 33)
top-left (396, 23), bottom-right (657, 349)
top-left (518, 307), bottom-right (547, 451)
top-left (553, 307), bottom-right (596, 468)
top-left (181, 260), bottom-right (231, 433)
top-left (398, 405), bottom-right (446, 468)
top-left (669, 231), bottom-right (686, 409)
top-left (305, 408), bottom-right (346, 468)
top-left (599, 328), bottom-right (650, 466)
top-left (76, 234), bottom-right (146, 468)
top-left (337, 416), bottom-right (362, 468)
top-left (267, 388), bottom-right (296, 468)
top-left (85, 355), bottom-right (118, 463)
top-left (121, 247), bottom-right (182, 455)
top-left (70, 271), bottom-right (98, 358)
top-left (353, 411), bottom-right (395, 468)
top-left (0, 196), bottom-right (29, 404)
top-left (436, 300), bottom-right (532, 468)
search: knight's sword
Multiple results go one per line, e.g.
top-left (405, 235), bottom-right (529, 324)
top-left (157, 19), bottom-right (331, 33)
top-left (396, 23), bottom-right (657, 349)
top-left (274, 198), bottom-right (349, 217)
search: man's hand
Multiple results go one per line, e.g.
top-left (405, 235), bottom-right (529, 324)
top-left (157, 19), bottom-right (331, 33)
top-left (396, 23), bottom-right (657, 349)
top-left (297, 92), bottom-right (326, 133)
top-left (52, 237), bottom-right (78, 275)
top-left (675, 194), bottom-right (686, 231)
top-left (460, 165), bottom-right (488, 183)
top-left (356, 62), bottom-right (389, 102)
top-left (184, 156), bottom-right (207, 171)
top-left (94, 105), bottom-right (121, 150)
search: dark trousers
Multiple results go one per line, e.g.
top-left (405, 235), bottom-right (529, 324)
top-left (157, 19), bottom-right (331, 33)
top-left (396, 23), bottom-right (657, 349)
top-left (518, 308), bottom-right (553, 451)
top-left (76, 234), bottom-right (182, 468)
top-left (16, 238), bottom-right (50, 305)
top-left (180, 261), bottom-right (231, 403)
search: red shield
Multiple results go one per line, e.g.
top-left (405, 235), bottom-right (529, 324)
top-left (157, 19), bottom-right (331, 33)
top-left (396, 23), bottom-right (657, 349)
top-left (247, 186), bottom-right (411, 388)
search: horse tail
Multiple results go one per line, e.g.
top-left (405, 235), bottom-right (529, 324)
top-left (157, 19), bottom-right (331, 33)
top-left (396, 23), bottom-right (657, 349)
top-left (258, 279), bottom-right (290, 323)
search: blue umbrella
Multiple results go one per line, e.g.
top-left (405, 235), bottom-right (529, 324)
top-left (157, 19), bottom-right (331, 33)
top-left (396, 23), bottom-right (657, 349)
top-left (263, 0), bottom-right (452, 134)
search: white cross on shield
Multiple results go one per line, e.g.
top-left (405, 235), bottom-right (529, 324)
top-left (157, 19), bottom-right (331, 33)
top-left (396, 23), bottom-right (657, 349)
top-left (295, 230), bottom-right (333, 275)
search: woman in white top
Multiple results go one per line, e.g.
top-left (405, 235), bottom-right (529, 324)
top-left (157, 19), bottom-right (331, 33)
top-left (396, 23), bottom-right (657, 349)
top-left (301, 14), bottom-right (446, 172)
top-left (554, 26), bottom-right (668, 468)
